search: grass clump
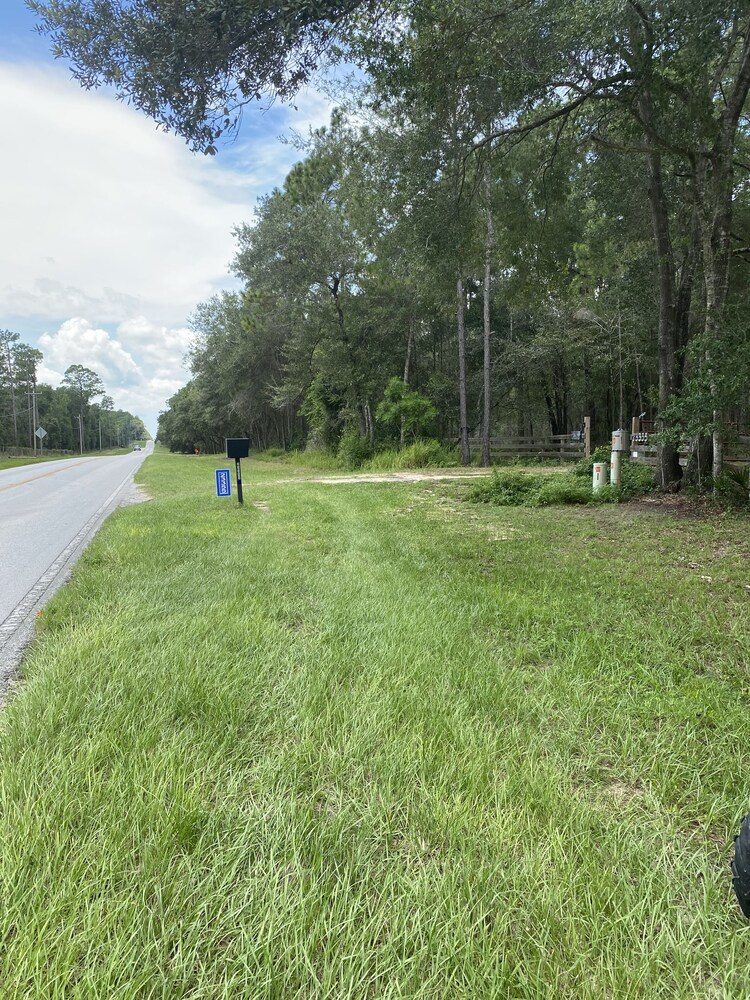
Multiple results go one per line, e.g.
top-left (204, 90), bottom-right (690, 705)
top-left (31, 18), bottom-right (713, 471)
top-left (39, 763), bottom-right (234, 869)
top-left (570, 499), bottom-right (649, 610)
top-left (364, 439), bottom-right (458, 472)
top-left (466, 470), bottom-right (546, 505)
top-left (468, 470), bottom-right (596, 506)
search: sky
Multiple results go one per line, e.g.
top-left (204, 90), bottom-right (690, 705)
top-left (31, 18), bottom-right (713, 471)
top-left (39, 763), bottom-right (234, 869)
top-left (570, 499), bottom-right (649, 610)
top-left (0, 1), bottom-right (336, 435)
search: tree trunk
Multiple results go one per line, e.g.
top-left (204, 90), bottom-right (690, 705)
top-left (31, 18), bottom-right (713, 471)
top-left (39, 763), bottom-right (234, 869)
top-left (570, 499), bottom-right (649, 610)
top-left (457, 276), bottom-right (470, 465)
top-left (481, 170), bottom-right (494, 467)
top-left (401, 324), bottom-right (414, 447)
top-left (695, 27), bottom-right (750, 482)
top-left (641, 139), bottom-right (682, 487)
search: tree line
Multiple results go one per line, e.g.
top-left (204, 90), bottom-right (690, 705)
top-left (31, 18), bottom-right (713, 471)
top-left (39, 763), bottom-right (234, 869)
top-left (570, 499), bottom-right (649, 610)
top-left (31, 1), bottom-right (750, 485)
top-left (0, 332), bottom-right (146, 453)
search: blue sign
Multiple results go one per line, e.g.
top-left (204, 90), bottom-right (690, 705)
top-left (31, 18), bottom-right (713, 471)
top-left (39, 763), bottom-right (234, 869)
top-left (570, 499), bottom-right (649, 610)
top-left (215, 469), bottom-right (231, 497)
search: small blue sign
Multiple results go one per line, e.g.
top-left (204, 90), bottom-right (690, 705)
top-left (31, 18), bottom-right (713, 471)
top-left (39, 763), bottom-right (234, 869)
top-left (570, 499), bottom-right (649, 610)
top-left (216, 469), bottom-right (231, 497)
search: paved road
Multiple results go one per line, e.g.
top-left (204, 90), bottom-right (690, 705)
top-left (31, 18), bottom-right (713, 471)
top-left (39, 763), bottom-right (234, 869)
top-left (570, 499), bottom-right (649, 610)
top-left (0, 445), bottom-right (151, 694)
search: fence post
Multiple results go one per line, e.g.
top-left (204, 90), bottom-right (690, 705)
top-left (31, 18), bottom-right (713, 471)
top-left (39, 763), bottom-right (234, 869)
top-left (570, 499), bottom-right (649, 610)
top-left (584, 416), bottom-right (591, 458)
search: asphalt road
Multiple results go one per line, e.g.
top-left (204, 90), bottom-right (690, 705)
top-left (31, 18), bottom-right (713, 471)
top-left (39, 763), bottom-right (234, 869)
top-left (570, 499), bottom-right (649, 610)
top-left (0, 445), bottom-right (151, 694)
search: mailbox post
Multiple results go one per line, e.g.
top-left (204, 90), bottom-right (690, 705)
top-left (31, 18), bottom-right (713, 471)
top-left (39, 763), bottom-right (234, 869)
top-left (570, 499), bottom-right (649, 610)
top-left (225, 438), bottom-right (250, 505)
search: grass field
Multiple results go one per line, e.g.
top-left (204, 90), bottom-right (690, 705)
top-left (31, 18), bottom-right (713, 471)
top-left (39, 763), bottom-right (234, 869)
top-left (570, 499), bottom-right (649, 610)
top-left (2, 451), bottom-right (750, 998)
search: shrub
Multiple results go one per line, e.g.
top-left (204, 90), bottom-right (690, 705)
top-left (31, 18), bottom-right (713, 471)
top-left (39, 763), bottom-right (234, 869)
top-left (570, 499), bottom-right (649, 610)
top-left (619, 461), bottom-right (656, 499)
top-left (467, 461), bottom-right (654, 509)
top-left (365, 449), bottom-right (400, 472)
top-left (466, 471), bottom-right (544, 505)
top-left (337, 431), bottom-right (372, 470)
top-left (533, 478), bottom-right (594, 506)
top-left (571, 445), bottom-right (611, 478)
top-left (714, 465), bottom-right (750, 508)
top-left (398, 439), bottom-right (456, 469)
top-left (375, 378), bottom-right (437, 439)
top-left (361, 440), bottom-right (459, 472)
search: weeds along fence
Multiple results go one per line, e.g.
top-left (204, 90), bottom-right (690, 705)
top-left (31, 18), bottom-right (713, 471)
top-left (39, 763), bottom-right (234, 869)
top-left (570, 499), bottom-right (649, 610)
top-left (466, 435), bottom-right (587, 462)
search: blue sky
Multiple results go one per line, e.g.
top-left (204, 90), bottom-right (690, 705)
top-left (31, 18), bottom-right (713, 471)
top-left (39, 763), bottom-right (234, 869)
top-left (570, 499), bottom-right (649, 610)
top-left (0, 1), bottom-right (335, 433)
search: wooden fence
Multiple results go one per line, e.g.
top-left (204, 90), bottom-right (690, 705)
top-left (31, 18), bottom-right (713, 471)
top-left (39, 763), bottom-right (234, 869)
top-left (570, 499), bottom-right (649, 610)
top-left (466, 434), bottom-right (587, 461)
top-left (629, 417), bottom-right (750, 467)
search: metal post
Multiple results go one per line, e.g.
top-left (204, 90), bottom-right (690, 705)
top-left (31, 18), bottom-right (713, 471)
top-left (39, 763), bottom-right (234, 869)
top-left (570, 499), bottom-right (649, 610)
top-left (235, 458), bottom-right (244, 505)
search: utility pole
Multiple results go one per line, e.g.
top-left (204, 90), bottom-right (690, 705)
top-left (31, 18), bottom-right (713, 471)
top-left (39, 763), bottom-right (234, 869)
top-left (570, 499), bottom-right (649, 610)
top-left (32, 382), bottom-right (39, 457)
top-left (27, 387), bottom-right (34, 452)
top-left (75, 415), bottom-right (83, 455)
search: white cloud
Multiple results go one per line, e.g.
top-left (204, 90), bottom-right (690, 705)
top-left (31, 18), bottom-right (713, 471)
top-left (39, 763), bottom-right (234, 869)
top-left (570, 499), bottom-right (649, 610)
top-left (36, 317), bottom-right (192, 434)
top-left (0, 62), bottom-right (333, 325)
top-left (39, 318), bottom-right (140, 385)
top-left (0, 59), bottom-right (335, 432)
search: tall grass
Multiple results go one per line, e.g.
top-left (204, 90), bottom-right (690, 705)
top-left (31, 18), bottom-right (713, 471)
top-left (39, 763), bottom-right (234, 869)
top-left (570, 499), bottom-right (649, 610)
top-left (1, 453), bottom-right (749, 997)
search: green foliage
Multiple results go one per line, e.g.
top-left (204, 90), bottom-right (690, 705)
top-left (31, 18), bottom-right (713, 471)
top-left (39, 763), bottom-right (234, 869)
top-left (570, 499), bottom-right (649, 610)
top-left (468, 459), bottom-right (655, 507)
top-left (375, 378), bottom-right (437, 441)
top-left (713, 465), bottom-right (750, 509)
top-left (398, 439), bottom-right (453, 468)
top-left (28, 0), bottom-right (362, 153)
top-left (571, 446), bottom-right (612, 479)
top-left (534, 478), bottom-right (596, 506)
top-left (363, 439), bottom-right (458, 471)
top-left (466, 471), bottom-right (546, 506)
top-left (617, 462), bottom-right (656, 500)
top-left (300, 375), bottom-right (345, 451)
top-left (570, 448), bottom-right (656, 501)
top-left (337, 429), bottom-right (372, 470)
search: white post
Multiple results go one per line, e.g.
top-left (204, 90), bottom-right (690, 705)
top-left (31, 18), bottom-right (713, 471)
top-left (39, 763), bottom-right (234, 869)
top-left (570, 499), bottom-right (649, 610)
top-left (610, 450), bottom-right (622, 487)
top-left (610, 428), bottom-right (626, 488)
top-left (592, 462), bottom-right (609, 492)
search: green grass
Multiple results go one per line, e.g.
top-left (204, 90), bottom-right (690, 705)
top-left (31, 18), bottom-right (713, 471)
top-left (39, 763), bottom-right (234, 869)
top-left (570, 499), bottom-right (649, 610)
top-left (2, 453), bottom-right (750, 997)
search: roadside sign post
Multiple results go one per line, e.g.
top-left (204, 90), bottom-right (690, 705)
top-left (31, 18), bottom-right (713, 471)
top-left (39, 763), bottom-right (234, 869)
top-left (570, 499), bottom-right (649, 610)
top-left (35, 426), bottom-right (47, 457)
top-left (235, 458), bottom-right (243, 505)
top-left (215, 469), bottom-right (231, 498)
top-left (225, 438), bottom-right (250, 506)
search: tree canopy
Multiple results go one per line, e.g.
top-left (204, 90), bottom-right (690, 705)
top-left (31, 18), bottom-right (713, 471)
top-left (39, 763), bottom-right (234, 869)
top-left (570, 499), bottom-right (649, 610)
top-left (27, 0), bottom-right (372, 151)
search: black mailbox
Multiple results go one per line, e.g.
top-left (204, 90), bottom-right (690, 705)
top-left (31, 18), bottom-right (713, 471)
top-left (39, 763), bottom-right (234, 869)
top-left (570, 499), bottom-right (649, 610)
top-left (225, 438), bottom-right (250, 459)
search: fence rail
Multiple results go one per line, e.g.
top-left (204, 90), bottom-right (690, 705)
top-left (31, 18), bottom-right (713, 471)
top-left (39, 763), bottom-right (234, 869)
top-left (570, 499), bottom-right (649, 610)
top-left (466, 435), bottom-right (586, 461)
top-left (630, 440), bottom-right (750, 468)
